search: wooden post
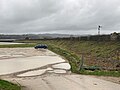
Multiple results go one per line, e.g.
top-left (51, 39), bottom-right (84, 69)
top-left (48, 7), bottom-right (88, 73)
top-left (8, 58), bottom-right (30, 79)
top-left (79, 55), bottom-right (84, 71)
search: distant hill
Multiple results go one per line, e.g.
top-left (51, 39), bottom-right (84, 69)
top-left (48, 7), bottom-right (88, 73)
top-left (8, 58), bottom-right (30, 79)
top-left (0, 34), bottom-right (79, 40)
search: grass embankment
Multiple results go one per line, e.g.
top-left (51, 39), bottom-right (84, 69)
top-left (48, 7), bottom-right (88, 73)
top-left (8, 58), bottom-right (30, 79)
top-left (17, 40), bottom-right (120, 59)
top-left (48, 45), bottom-right (120, 77)
top-left (35, 40), bottom-right (119, 69)
top-left (0, 80), bottom-right (21, 90)
top-left (42, 40), bottom-right (119, 58)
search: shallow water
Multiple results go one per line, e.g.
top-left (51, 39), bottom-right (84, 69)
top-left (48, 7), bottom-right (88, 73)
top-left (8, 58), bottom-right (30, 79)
top-left (0, 56), bottom-right (65, 75)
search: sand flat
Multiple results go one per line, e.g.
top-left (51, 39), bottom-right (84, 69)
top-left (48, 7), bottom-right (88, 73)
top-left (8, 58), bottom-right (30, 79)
top-left (0, 56), bottom-right (65, 75)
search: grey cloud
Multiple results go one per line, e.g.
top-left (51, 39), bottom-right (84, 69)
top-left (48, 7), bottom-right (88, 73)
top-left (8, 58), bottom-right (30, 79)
top-left (0, 0), bottom-right (120, 34)
top-left (0, 0), bottom-right (61, 24)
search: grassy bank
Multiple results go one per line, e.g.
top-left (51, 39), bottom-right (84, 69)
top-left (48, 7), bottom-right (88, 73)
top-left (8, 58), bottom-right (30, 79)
top-left (79, 70), bottom-right (120, 77)
top-left (17, 40), bottom-right (120, 59)
top-left (29, 40), bottom-right (120, 70)
top-left (0, 80), bottom-right (21, 90)
top-left (47, 45), bottom-right (120, 77)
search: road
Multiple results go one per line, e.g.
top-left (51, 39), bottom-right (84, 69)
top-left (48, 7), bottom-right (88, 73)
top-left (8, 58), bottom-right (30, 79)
top-left (0, 48), bottom-right (120, 90)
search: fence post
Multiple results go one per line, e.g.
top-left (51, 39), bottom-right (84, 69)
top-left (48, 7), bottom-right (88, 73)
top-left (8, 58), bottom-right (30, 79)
top-left (79, 55), bottom-right (84, 71)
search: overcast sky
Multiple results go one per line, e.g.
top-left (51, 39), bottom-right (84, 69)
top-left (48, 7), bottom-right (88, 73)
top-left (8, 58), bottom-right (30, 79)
top-left (0, 0), bottom-right (120, 35)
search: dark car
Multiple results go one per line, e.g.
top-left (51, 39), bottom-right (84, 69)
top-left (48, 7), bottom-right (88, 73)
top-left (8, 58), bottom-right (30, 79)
top-left (34, 44), bottom-right (48, 49)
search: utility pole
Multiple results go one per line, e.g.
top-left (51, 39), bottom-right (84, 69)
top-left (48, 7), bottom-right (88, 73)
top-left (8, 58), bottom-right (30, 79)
top-left (98, 25), bottom-right (102, 35)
